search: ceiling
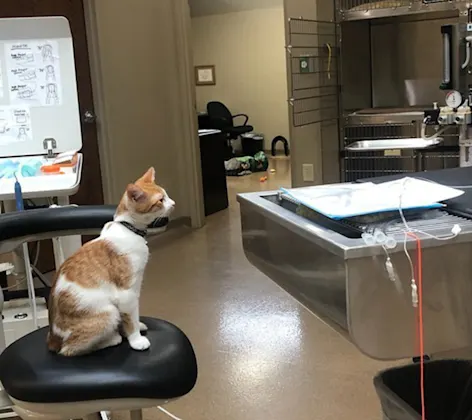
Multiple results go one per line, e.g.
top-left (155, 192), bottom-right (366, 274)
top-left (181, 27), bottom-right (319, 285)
top-left (188, 0), bottom-right (283, 17)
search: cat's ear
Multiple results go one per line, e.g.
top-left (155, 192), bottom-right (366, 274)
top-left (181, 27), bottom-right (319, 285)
top-left (141, 167), bottom-right (155, 183)
top-left (126, 184), bottom-right (146, 203)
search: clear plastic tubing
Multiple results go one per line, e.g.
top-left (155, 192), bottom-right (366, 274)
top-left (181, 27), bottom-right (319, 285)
top-left (385, 236), bottom-right (397, 250)
top-left (361, 233), bottom-right (376, 246)
top-left (374, 229), bottom-right (387, 244)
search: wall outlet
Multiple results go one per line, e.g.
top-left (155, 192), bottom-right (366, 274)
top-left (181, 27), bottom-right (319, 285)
top-left (302, 164), bottom-right (314, 182)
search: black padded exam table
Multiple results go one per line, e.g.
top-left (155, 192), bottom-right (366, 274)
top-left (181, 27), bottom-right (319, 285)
top-left (0, 205), bottom-right (169, 254)
top-left (0, 208), bottom-right (196, 420)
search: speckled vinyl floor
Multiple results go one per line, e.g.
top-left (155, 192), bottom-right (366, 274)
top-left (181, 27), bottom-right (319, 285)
top-left (115, 157), bottom-right (393, 420)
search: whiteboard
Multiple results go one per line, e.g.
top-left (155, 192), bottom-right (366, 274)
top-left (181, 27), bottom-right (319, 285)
top-left (0, 17), bottom-right (82, 158)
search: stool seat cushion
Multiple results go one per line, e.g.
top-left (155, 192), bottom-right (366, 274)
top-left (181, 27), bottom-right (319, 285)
top-left (0, 317), bottom-right (197, 404)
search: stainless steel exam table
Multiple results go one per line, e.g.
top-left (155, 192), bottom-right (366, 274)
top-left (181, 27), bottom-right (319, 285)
top-left (0, 205), bottom-right (169, 254)
top-left (238, 167), bottom-right (472, 361)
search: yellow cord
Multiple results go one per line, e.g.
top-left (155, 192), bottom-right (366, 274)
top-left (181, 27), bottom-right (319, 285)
top-left (326, 43), bottom-right (332, 80)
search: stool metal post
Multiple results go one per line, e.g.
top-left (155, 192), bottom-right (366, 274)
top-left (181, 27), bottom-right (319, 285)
top-left (83, 412), bottom-right (111, 420)
top-left (0, 279), bottom-right (6, 353)
top-left (0, 281), bottom-right (17, 420)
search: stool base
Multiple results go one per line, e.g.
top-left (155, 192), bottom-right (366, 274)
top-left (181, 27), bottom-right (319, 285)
top-left (10, 397), bottom-right (171, 420)
top-left (83, 411), bottom-right (141, 420)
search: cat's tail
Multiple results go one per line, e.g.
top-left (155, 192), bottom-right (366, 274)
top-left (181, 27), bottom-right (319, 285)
top-left (47, 329), bottom-right (63, 353)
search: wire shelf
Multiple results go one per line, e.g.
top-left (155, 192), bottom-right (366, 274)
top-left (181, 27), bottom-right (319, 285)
top-left (338, 0), bottom-right (470, 21)
top-left (344, 123), bottom-right (459, 145)
top-left (343, 152), bottom-right (459, 181)
top-left (293, 106), bottom-right (339, 127)
top-left (339, 0), bottom-right (410, 12)
top-left (288, 18), bottom-right (340, 127)
top-left (289, 19), bottom-right (338, 37)
top-left (343, 153), bottom-right (413, 182)
top-left (342, 123), bottom-right (459, 181)
top-left (344, 123), bottom-right (417, 144)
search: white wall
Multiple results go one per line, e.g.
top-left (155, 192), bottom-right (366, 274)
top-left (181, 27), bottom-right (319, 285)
top-left (192, 7), bottom-right (290, 150)
top-left (189, 0), bottom-right (283, 16)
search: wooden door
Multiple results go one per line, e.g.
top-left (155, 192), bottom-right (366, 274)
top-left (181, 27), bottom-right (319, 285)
top-left (0, 0), bottom-right (104, 272)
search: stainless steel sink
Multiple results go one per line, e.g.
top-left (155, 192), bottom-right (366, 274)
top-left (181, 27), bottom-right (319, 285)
top-left (346, 137), bottom-right (443, 151)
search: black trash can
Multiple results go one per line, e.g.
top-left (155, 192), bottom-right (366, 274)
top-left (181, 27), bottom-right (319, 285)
top-left (241, 133), bottom-right (264, 156)
top-left (374, 360), bottom-right (472, 420)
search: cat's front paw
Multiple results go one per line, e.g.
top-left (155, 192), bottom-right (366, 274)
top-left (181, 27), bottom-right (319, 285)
top-left (109, 334), bottom-right (123, 347)
top-left (139, 322), bottom-right (148, 332)
top-left (129, 335), bottom-right (151, 351)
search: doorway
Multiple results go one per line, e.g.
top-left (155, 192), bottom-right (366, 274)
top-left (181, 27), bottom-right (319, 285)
top-left (190, 0), bottom-right (292, 208)
top-left (0, 0), bottom-right (103, 273)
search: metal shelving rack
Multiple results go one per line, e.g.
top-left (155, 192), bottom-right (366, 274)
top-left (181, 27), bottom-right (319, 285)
top-left (339, 0), bottom-right (469, 21)
top-left (335, 0), bottom-right (468, 181)
top-left (287, 18), bottom-right (339, 128)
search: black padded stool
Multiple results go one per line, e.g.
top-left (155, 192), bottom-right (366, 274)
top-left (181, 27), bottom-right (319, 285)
top-left (0, 317), bottom-right (197, 420)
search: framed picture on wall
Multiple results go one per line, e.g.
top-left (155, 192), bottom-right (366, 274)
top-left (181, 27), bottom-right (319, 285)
top-left (195, 65), bottom-right (216, 86)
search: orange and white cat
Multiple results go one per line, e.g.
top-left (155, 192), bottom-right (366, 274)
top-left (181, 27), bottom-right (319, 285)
top-left (47, 167), bottom-right (175, 356)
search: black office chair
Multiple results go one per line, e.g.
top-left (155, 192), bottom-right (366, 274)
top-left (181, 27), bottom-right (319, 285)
top-left (207, 101), bottom-right (253, 140)
top-left (207, 101), bottom-right (254, 159)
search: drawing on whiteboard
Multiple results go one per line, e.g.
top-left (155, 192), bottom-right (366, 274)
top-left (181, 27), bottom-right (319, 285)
top-left (41, 44), bottom-right (54, 63)
top-left (0, 105), bottom-right (32, 146)
top-left (5, 40), bottom-right (62, 106)
top-left (19, 69), bottom-right (36, 82)
top-left (0, 120), bottom-right (7, 134)
top-left (17, 127), bottom-right (28, 142)
top-left (18, 54), bottom-right (34, 65)
top-left (0, 65), bottom-right (4, 99)
top-left (16, 113), bottom-right (27, 124)
top-left (45, 65), bottom-right (55, 82)
top-left (46, 83), bottom-right (59, 105)
top-left (17, 85), bottom-right (36, 100)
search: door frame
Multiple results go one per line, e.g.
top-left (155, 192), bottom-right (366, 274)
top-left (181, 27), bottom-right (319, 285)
top-left (82, 0), bottom-right (205, 228)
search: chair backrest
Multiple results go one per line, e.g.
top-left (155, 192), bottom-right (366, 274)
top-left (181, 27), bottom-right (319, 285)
top-left (207, 101), bottom-right (233, 129)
